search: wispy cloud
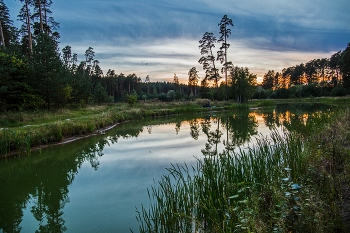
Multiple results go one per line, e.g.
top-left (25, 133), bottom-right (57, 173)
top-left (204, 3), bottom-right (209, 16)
top-left (67, 37), bottom-right (337, 84)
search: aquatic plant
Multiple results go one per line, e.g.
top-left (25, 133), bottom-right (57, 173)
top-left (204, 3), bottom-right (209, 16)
top-left (135, 130), bottom-right (307, 232)
top-left (135, 107), bottom-right (350, 233)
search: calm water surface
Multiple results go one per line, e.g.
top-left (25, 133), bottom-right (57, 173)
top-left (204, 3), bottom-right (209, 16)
top-left (0, 104), bottom-right (335, 232)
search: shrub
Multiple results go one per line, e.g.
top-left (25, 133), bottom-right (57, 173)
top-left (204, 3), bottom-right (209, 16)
top-left (126, 94), bottom-right (138, 105)
top-left (331, 85), bottom-right (347, 96)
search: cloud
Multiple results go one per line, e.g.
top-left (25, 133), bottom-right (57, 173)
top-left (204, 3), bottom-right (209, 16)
top-left (6, 0), bottom-right (349, 83)
top-left (66, 37), bottom-right (337, 84)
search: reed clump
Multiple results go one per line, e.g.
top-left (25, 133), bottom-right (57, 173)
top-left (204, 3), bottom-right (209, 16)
top-left (135, 109), bottom-right (350, 232)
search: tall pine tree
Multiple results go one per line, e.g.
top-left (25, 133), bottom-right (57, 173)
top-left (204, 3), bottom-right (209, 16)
top-left (0, 0), bottom-right (18, 49)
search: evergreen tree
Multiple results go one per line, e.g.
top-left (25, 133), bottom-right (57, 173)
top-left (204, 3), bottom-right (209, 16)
top-left (262, 70), bottom-right (275, 89)
top-left (0, 0), bottom-right (18, 49)
top-left (217, 15), bottom-right (233, 100)
top-left (29, 33), bottom-right (63, 109)
top-left (230, 66), bottom-right (257, 103)
top-left (0, 52), bottom-right (32, 110)
top-left (188, 67), bottom-right (199, 97)
top-left (173, 73), bottom-right (179, 85)
top-left (18, 0), bottom-right (33, 56)
top-left (145, 75), bottom-right (150, 94)
top-left (329, 50), bottom-right (342, 86)
top-left (200, 76), bottom-right (210, 99)
top-left (341, 42), bottom-right (350, 89)
top-left (305, 60), bottom-right (317, 84)
top-left (199, 32), bottom-right (220, 96)
top-left (62, 45), bottom-right (72, 68)
top-left (31, 0), bottom-right (60, 45)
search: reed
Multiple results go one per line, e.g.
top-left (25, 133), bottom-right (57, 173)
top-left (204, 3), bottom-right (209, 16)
top-left (135, 108), bottom-right (350, 233)
top-left (135, 130), bottom-right (305, 232)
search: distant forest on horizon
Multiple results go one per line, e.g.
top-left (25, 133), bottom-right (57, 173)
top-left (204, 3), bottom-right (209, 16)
top-left (1, 0), bottom-right (350, 111)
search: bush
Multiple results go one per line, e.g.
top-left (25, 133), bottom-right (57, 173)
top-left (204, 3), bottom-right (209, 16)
top-left (167, 90), bottom-right (175, 101)
top-left (271, 88), bottom-right (289, 99)
top-left (126, 94), bottom-right (138, 105)
top-left (331, 85), bottom-right (347, 96)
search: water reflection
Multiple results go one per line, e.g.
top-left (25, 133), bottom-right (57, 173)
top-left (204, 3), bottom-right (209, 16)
top-left (0, 103), bottom-right (336, 232)
top-left (257, 103), bottom-right (334, 136)
top-left (225, 112), bottom-right (259, 148)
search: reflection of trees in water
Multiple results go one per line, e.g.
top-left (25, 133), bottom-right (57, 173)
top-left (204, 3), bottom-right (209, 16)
top-left (178, 112), bottom-right (260, 156)
top-left (189, 119), bottom-right (200, 140)
top-left (147, 125), bottom-right (152, 134)
top-left (261, 110), bottom-right (281, 129)
top-left (202, 118), bottom-right (223, 156)
top-left (198, 116), bottom-right (220, 156)
top-left (200, 116), bottom-right (211, 136)
top-left (0, 153), bottom-right (76, 232)
top-left (224, 112), bottom-right (258, 149)
top-left (0, 105), bottom-right (334, 232)
top-left (0, 128), bottom-right (134, 233)
top-left (175, 122), bottom-right (181, 134)
top-left (258, 103), bottom-right (334, 136)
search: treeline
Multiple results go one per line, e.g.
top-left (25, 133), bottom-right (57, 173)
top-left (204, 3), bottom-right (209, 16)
top-left (0, 0), bottom-right (195, 111)
top-left (256, 43), bottom-right (350, 99)
top-left (1, 1), bottom-right (350, 112)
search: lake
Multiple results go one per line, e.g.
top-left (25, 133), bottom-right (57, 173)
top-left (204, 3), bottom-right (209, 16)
top-left (0, 103), bottom-right (335, 232)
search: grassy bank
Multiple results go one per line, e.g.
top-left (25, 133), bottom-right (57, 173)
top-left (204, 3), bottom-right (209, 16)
top-left (0, 100), bottom-right (248, 157)
top-left (1, 97), bottom-right (348, 157)
top-left (135, 108), bottom-right (350, 232)
top-left (252, 96), bottom-right (350, 107)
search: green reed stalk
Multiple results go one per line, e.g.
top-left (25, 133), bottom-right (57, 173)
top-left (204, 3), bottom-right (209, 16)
top-left (136, 130), bottom-right (313, 232)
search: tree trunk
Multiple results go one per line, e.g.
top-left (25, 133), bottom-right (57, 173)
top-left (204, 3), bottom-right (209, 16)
top-left (43, 0), bottom-right (49, 34)
top-left (38, 0), bottom-right (44, 32)
top-left (0, 20), bottom-right (5, 49)
top-left (25, 0), bottom-right (32, 54)
top-left (224, 27), bottom-right (228, 101)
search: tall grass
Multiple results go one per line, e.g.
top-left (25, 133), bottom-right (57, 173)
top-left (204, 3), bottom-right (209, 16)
top-left (135, 130), bottom-right (305, 232)
top-left (135, 112), bottom-right (350, 233)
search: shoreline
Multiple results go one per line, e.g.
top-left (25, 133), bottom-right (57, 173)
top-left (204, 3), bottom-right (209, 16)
top-left (1, 98), bottom-right (349, 158)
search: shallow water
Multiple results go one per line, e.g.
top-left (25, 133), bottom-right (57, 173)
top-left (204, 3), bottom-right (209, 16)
top-left (0, 103), bottom-right (335, 232)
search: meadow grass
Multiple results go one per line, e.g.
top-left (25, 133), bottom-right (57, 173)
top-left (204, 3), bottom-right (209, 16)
top-left (135, 108), bottom-right (350, 233)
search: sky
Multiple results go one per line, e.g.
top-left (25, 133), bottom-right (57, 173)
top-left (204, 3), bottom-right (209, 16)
top-left (6, 0), bottom-right (350, 83)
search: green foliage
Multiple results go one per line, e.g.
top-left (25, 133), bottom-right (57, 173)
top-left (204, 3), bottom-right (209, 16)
top-left (0, 0), bottom-right (18, 48)
top-left (0, 52), bottom-right (30, 111)
top-left (29, 33), bottom-right (63, 109)
top-left (21, 93), bottom-right (45, 110)
top-left (167, 90), bottom-right (175, 101)
top-left (62, 85), bottom-right (73, 101)
top-left (230, 66), bottom-right (257, 102)
top-left (199, 32), bottom-right (221, 90)
top-left (256, 99), bottom-right (275, 107)
top-left (93, 82), bottom-right (110, 104)
top-left (262, 70), bottom-right (276, 89)
top-left (271, 88), bottom-right (289, 99)
top-left (341, 43), bottom-right (350, 88)
top-left (126, 94), bottom-right (138, 105)
top-left (331, 84), bottom-right (348, 96)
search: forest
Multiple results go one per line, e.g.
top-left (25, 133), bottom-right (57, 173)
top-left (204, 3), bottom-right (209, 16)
top-left (1, 0), bottom-right (350, 112)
